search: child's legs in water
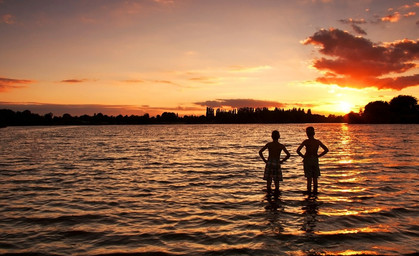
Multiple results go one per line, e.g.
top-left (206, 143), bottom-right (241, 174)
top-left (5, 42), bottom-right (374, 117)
top-left (307, 177), bottom-right (312, 192)
top-left (306, 177), bottom-right (318, 193)
top-left (313, 177), bottom-right (318, 193)
top-left (274, 180), bottom-right (280, 192)
top-left (267, 177), bottom-right (273, 192)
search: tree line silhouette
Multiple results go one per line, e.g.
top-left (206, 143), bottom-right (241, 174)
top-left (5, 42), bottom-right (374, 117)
top-left (0, 107), bottom-right (342, 126)
top-left (0, 95), bottom-right (417, 127)
top-left (344, 95), bottom-right (418, 124)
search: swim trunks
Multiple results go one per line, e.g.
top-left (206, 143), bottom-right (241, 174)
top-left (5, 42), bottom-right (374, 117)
top-left (263, 159), bottom-right (283, 182)
top-left (303, 156), bottom-right (320, 178)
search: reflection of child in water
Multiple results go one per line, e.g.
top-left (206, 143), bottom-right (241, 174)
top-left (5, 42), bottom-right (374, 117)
top-left (259, 130), bottom-right (290, 195)
top-left (297, 126), bottom-right (329, 194)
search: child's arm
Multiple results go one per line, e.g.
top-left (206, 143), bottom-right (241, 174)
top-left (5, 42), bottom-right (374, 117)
top-left (318, 140), bottom-right (329, 158)
top-left (259, 144), bottom-right (268, 163)
top-left (281, 146), bottom-right (291, 164)
top-left (296, 141), bottom-right (305, 158)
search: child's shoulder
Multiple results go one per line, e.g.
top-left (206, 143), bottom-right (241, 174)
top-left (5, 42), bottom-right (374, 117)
top-left (311, 138), bottom-right (323, 145)
top-left (267, 141), bottom-right (281, 147)
top-left (303, 138), bottom-right (321, 145)
top-left (264, 141), bottom-right (273, 148)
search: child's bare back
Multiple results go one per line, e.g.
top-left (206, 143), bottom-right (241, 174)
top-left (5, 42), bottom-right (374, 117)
top-left (265, 141), bottom-right (284, 161)
top-left (301, 138), bottom-right (324, 157)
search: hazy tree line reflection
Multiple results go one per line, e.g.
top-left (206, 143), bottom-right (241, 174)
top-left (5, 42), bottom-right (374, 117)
top-left (0, 95), bottom-right (417, 126)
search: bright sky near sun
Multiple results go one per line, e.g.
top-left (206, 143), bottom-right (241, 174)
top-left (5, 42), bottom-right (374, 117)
top-left (0, 0), bottom-right (418, 117)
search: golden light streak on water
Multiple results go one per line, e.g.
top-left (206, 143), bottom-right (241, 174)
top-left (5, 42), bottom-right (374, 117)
top-left (320, 207), bottom-right (385, 216)
top-left (315, 224), bottom-right (391, 235)
top-left (334, 250), bottom-right (379, 255)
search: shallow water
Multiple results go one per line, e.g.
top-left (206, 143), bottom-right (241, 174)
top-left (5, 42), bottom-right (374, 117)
top-left (0, 124), bottom-right (418, 255)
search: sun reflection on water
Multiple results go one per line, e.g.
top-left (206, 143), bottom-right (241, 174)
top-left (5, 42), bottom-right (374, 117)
top-left (315, 224), bottom-right (391, 235)
top-left (320, 207), bottom-right (385, 216)
top-left (332, 250), bottom-right (380, 255)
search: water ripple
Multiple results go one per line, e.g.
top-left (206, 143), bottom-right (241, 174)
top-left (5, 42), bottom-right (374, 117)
top-left (0, 124), bottom-right (418, 255)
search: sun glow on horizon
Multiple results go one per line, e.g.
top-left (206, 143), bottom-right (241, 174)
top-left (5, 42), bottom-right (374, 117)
top-left (339, 101), bottom-right (353, 114)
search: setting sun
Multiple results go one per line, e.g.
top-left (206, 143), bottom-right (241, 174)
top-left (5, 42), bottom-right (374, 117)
top-left (339, 102), bottom-right (353, 113)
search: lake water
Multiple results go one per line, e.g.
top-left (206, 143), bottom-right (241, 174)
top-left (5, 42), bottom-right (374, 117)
top-left (0, 124), bottom-right (418, 255)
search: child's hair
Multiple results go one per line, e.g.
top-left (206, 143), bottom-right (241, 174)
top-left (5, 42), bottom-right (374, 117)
top-left (271, 130), bottom-right (280, 140)
top-left (306, 126), bottom-right (315, 137)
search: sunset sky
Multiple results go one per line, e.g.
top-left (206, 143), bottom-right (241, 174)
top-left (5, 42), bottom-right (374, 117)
top-left (1, 0), bottom-right (418, 117)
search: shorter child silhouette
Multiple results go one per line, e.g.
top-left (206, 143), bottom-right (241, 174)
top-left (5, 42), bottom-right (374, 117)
top-left (259, 130), bottom-right (290, 195)
top-left (297, 126), bottom-right (329, 194)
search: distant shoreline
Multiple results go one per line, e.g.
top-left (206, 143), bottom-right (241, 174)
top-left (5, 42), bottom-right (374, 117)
top-left (1, 95), bottom-right (418, 126)
top-left (0, 107), bottom-right (344, 126)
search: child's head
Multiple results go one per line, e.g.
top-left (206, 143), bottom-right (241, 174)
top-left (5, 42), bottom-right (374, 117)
top-left (271, 130), bottom-right (280, 141)
top-left (306, 126), bottom-right (315, 138)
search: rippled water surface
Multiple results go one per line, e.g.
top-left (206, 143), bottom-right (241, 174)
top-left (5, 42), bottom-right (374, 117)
top-left (0, 124), bottom-right (418, 255)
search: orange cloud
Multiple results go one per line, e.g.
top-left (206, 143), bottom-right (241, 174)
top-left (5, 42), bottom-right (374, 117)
top-left (189, 76), bottom-right (219, 84)
top-left (152, 80), bottom-right (183, 87)
top-left (0, 77), bottom-right (34, 92)
top-left (60, 79), bottom-right (89, 83)
top-left (404, 11), bottom-right (416, 17)
top-left (316, 74), bottom-right (419, 90)
top-left (122, 79), bottom-right (144, 83)
top-left (381, 12), bottom-right (401, 22)
top-left (121, 78), bottom-right (188, 87)
top-left (399, 3), bottom-right (419, 9)
top-left (303, 29), bottom-right (419, 90)
top-left (1, 14), bottom-right (15, 24)
top-left (379, 2), bottom-right (418, 23)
